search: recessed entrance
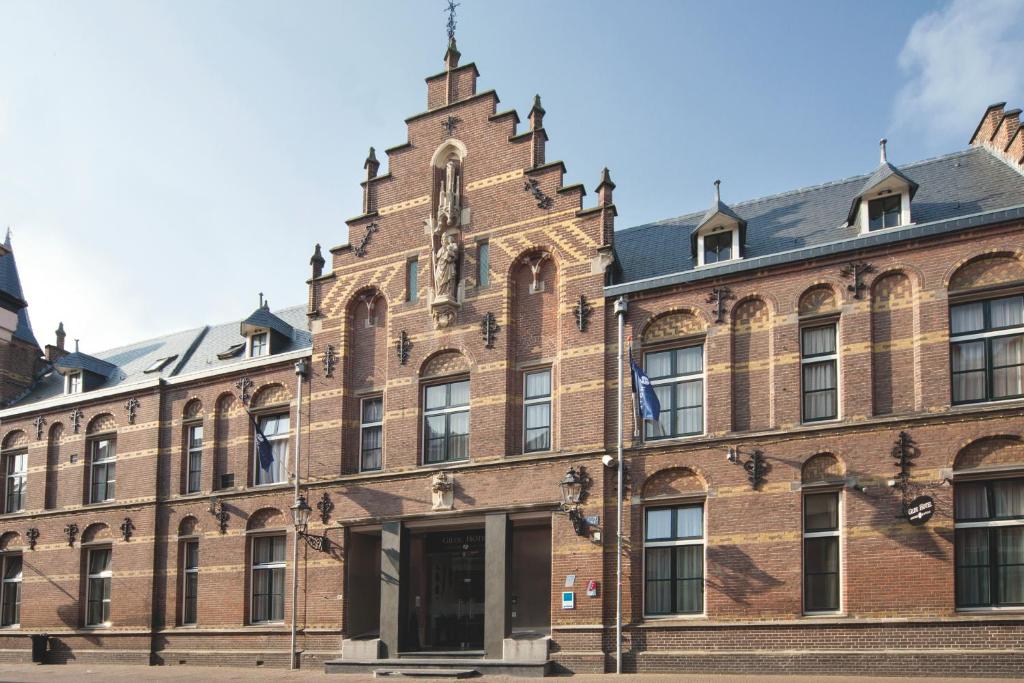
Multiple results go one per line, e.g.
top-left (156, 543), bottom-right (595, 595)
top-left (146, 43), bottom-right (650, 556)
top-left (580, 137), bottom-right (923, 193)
top-left (405, 528), bottom-right (485, 651)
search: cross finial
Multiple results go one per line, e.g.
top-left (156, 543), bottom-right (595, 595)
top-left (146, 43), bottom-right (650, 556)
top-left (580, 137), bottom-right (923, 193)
top-left (880, 138), bottom-right (888, 165)
top-left (445, 0), bottom-right (460, 42)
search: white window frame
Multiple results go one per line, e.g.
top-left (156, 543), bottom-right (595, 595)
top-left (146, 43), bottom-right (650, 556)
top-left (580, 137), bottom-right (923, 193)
top-left (66, 372), bottom-right (82, 395)
top-left (406, 258), bottom-right (419, 303)
top-left (0, 553), bottom-right (22, 628)
top-left (181, 539), bottom-right (199, 625)
top-left (696, 228), bottom-right (739, 267)
top-left (644, 344), bottom-right (706, 440)
top-left (359, 395), bottom-right (384, 472)
top-left (642, 501), bottom-right (706, 618)
top-left (3, 451), bottom-right (26, 514)
top-left (523, 368), bottom-right (552, 453)
top-left (422, 379), bottom-right (470, 465)
top-left (253, 413), bottom-right (289, 486)
top-left (85, 546), bottom-right (112, 627)
top-left (185, 424), bottom-right (203, 494)
top-left (858, 190), bottom-right (911, 233)
top-left (250, 534), bottom-right (286, 624)
top-left (249, 331), bottom-right (269, 358)
top-left (88, 437), bottom-right (116, 504)
top-left (802, 489), bottom-right (843, 615)
top-left (800, 322), bottom-right (840, 423)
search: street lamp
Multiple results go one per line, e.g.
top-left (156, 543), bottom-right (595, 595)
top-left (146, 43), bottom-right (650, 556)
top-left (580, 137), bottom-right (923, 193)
top-left (558, 467), bottom-right (588, 536)
top-left (291, 496), bottom-right (313, 535)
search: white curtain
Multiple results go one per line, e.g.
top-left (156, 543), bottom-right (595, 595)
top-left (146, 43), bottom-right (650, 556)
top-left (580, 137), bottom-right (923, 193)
top-left (990, 296), bottom-right (1024, 328)
top-left (956, 482), bottom-right (989, 519)
top-left (951, 302), bottom-right (985, 335)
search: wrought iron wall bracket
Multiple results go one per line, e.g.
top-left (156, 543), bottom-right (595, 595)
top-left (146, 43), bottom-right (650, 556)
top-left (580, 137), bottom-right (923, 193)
top-left (354, 222), bottom-right (379, 257)
top-left (26, 527), bottom-right (39, 550)
top-left (323, 344), bottom-right (337, 378)
top-left (573, 294), bottom-right (592, 332)
top-left (64, 523), bottom-right (78, 547)
top-left (706, 286), bottom-right (735, 324)
top-left (523, 178), bottom-right (553, 209)
top-left (299, 532), bottom-right (330, 553)
top-left (481, 313), bottom-right (499, 349)
top-left (395, 331), bottom-right (412, 365)
top-left (69, 409), bottom-right (83, 435)
top-left (32, 416), bottom-right (46, 441)
top-left (317, 492), bottom-right (334, 525)
top-left (840, 261), bottom-right (876, 300)
top-left (124, 397), bottom-right (140, 425)
top-left (120, 517), bottom-right (135, 542)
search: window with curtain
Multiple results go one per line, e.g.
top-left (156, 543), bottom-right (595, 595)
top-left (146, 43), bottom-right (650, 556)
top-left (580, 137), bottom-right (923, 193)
top-left (950, 295), bottom-right (1024, 405)
top-left (423, 379), bottom-right (470, 464)
top-left (0, 554), bottom-right (21, 627)
top-left (186, 424), bottom-right (203, 494)
top-left (360, 396), bottom-right (383, 471)
top-left (868, 195), bottom-right (902, 230)
top-left (644, 345), bottom-right (704, 439)
top-left (954, 478), bottom-right (1024, 608)
top-left (523, 369), bottom-right (552, 453)
top-left (251, 535), bottom-right (286, 623)
top-left (88, 438), bottom-right (116, 503)
top-left (803, 491), bottom-right (841, 612)
top-left (254, 414), bottom-right (289, 485)
top-left (801, 324), bottom-right (838, 422)
top-left (3, 451), bottom-right (26, 513)
top-left (644, 504), bottom-right (704, 615)
top-left (85, 547), bottom-right (112, 626)
top-left (181, 541), bottom-right (199, 625)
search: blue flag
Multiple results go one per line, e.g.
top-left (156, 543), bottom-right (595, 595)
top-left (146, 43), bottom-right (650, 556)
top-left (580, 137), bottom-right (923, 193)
top-left (630, 347), bottom-right (661, 427)
top-left (250, 414), bottom-right (275, 471)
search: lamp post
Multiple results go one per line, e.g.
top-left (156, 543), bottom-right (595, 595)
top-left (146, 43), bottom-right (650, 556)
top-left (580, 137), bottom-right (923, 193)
top-left (614, 295), bottom-right (627, 675)
top-left (289, 359), bottom-right (308, 670)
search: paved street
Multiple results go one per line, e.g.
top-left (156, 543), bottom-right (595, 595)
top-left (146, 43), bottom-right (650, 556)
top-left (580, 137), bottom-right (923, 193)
top-left (0, 664), bottom-right (1020, 683)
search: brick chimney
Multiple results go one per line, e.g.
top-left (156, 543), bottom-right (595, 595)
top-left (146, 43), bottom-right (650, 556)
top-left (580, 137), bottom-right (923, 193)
top-left (970, 102), bottom-right (1024, 173)
top-left (45, 322), bottom-right (67, 363)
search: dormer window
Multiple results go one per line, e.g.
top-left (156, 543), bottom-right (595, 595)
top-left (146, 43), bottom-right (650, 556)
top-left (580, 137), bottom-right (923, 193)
top-left (849, 139), bottom-right (917, 234)
top-left (249, 332), bottom-right (268, 358)
top-left (691, 181), bottom-right (746, 268)
top-left (66, 372), bottom-right (82, 395)
top-left (703, 230), bottom-right (734, 265)
top-left (868, 195), bottom-right (902, 231)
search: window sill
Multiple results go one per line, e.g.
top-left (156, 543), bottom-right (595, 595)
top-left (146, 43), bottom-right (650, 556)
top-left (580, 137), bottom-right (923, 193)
top-left (248, 622), bottom-right (286, 628)
top-left (803, 611), bottom-right (845, 618)
top-left (0, 625), bottom-right (20, 630)
top-left (419, 460), bottom-right (470, 470)
top-left (641, 433), bottom-right (706, 448)
top-left (81, 624), bottom-right (111, 630)
top-left (641, 614), bottom-right (707, 623)
top-left (955, 607), bottom-right (1024, 615)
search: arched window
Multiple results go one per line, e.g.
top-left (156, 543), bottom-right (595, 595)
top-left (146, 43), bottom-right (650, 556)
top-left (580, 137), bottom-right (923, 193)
top-left (421, 351), bottom-right (470, 464)
top-left (1, 431), bottom-right (27, 514)
top-left (641, 312), bottom-right (707, 440)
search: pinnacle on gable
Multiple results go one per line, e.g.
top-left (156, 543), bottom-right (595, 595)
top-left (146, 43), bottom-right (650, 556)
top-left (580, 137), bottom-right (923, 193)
top-left (444, 37), bottom-right (461, 69)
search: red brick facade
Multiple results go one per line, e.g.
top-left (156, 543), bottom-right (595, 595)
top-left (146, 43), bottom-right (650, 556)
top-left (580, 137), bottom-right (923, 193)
top-left (0, 47), bottom-right (1022, 677)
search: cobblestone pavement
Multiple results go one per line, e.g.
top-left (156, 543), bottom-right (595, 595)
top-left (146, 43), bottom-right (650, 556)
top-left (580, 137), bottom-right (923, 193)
top-left (0, 664), bottom-right (1020, 683)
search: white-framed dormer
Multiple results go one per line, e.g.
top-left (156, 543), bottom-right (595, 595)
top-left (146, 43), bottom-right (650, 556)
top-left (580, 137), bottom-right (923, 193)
top-left (849, 139), bottom-right (918, 234)
top-left (691, 180), bottom-right (746, 268)
top-left (247, 329), bottom-right (269, 359)
top-left (65, 371), bottom-right (83, 395)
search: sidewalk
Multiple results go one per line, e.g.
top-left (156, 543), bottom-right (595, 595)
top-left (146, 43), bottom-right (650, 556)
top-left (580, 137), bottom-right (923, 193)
top-left (0, 663), bottom-right (1020, 683)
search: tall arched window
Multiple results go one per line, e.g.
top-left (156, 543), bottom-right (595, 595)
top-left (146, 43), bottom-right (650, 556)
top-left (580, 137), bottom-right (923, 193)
top-left (421, 351), bottom-right (470, 464)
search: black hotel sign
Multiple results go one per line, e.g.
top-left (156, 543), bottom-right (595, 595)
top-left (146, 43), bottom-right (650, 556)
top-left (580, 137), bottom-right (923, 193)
top-left (905, 495), bottom-right (934, 526)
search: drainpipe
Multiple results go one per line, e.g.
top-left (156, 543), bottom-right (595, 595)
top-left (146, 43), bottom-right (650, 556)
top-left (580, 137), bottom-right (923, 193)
top-left (614, 296), bottom-right (627, 675)
top-left (290, 358), bottom-right (308, 670)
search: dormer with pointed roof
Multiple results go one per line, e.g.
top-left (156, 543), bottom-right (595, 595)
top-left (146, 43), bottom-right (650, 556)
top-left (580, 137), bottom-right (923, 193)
top-left (691, 180), bottom-right (747, 266)
top-left (0, 230), bottom-right (39, 350)
top-left (847, 139), bottom-right (918, 233)
top-left (240, 295), bottom-right (295, 358)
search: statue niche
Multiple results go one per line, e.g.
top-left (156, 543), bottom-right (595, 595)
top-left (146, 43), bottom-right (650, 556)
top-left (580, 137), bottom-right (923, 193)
top-left (426, 155), bottom-right (464, 329)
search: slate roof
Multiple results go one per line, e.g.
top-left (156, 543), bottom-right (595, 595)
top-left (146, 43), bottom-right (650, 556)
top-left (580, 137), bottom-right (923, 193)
top-left (846, 160), bottom-right (919, 224)
top-left (240, 305), bottom-right (295, 339)
top-left (0, 233), bottom-right (39, 349)
top-left (8, 306), bottom-right (311, 409)
top-left (612, 146), bottom-right (1024, 288)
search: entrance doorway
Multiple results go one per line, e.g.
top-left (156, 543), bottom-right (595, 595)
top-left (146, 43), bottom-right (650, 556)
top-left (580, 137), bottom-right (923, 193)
top-left (405, 529), bottom-right (484, 651)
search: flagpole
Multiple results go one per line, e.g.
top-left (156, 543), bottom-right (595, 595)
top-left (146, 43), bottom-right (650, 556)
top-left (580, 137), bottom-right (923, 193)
top-left (290, 359), bottom-right (308, 670)
top-left (614, 296), bottom-right (627, 674)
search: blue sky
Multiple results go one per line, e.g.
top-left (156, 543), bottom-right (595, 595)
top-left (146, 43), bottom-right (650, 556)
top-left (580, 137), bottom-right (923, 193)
top-left (1, 0), bottom-right (1022, 350)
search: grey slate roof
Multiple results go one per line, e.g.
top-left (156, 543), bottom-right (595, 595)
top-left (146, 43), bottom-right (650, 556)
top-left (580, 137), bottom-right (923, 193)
top-left (240, 306), bottom-right (295, 339)
top-left (612, 146), bottom-right (1024, 287)
top-left (54, 352), bottom-right (118, 377)
top-left (0, 233), bottom-right (39, 349)
top-left (9, 305), bottom-right (311, 408)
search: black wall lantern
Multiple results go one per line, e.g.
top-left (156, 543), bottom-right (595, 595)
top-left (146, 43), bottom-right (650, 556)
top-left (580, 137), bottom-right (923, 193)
top-left (291, 496), bottom-right (328, 552)
top-left (559, 467), bottom-right (590, 536)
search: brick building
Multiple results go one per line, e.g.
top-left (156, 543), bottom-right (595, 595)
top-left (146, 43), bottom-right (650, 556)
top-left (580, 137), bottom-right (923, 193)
top-left (0, 40), bottom-right (1022, 677)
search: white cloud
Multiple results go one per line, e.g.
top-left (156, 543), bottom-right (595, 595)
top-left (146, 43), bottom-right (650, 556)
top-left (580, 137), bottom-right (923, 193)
top-left (894, 0), bottom-right (1024, 141)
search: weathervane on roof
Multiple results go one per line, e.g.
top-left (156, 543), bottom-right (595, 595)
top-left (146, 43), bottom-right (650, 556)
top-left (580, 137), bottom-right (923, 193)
top-left (445, 0), bottom-right (459, 41)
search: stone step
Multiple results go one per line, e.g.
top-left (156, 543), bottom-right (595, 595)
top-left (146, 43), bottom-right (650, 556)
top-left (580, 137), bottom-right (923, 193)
top-left (374, 667), bottom-right (478, 678)
top-left (397, 650), bottom-right (485, 659)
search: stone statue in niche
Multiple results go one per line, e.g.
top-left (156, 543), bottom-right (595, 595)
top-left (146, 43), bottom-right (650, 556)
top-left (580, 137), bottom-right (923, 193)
top-left (426, 156), bottom-right (464, 329)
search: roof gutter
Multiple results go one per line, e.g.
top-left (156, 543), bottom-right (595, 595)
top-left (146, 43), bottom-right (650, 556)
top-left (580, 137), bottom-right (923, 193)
top-left (605, 203), bottom-right (1024, 298)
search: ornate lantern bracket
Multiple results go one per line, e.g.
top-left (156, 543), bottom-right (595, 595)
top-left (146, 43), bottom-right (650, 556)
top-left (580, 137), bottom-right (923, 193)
top-left (292, 496), bottom-right (330, 552)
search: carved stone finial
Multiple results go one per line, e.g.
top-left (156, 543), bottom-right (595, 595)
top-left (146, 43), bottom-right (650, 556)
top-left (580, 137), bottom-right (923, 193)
top-left (310, 243), bottom-right (325, 279)
top-left (364, 147), bottom-right (380, 179)
top-left (55, 322), bottom-right (66, 350)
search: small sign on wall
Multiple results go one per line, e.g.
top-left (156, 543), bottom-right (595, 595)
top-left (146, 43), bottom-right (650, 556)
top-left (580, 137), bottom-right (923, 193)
top-left (906, 495), bottom-right (934, 526)
top-left (562, 591), bottom-right (575, 610)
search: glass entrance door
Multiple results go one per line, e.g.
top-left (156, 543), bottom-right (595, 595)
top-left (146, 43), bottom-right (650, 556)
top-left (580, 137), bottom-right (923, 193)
top-left (411, 529), bottom-right (484, 651)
